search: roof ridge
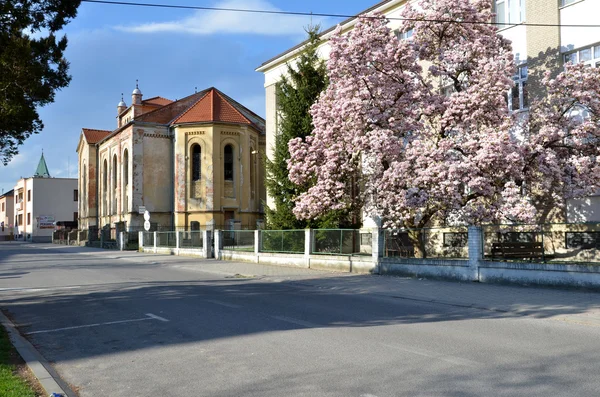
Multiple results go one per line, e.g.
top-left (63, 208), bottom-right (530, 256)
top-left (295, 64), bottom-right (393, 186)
top-left (213, 89), bottom-right (253, 125)
top-left (170, 90), bottom-right (212, 125)
top-left (135, 90), bottom-right (205, 123)
top-left (83, 128), bottom-right (111, 132)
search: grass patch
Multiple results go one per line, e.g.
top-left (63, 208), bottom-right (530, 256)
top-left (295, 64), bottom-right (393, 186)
top-left (0, 325), bottom-right (37, 397)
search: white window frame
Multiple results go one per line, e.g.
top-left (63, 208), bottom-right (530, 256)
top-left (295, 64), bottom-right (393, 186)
top-left (508, 64), bottom-right (528, 112)
top-left (564, 44), bottom-right (600, 68)
top-left (393, 28), bottom-right (414, 40)
top-left (494, 0), bottom-right (526, 28)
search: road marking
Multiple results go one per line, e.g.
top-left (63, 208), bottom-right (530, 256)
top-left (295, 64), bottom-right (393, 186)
top-left (0, 286), bottom-right (82, 293)
top-left (146, 313), bottom-right (169, 322)
top-left (25, 313), bottom-right (169, 335)
top-left (270, 315), bottom-right (319, 328)
top-left (380, 342), bottom-right (478, 368)
top-left (205, 299), bottom-right (242, 309)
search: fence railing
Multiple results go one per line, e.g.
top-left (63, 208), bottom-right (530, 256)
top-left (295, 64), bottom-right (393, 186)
top-left (222, 230), bottom-right (255, 251)
top-left (259, 230), bottom-right (305, 254)
top-left (179, 231), bottom-right (203, 249)
top-left (483, 223), bottom-right (600, 264)
top-left (311, 229), bottom-right (370, 255)
top-left (156, 231), bottom-right (177, 248)
top-left (384, 227), bottom-right (469, 259)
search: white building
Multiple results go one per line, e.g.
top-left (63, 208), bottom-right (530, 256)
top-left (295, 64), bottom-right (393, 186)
top-left (13, 154), bottom-right (78, 242)
top-left (0, 189), bottom-right (14, 241)
top-left (256, 0), bottom-right (600, 224)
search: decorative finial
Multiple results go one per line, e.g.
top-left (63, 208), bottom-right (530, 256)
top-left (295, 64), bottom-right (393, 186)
top-left (121, 93), bottom-right (124, 100)
top-left (195, 86), bottom-right (197, 93)
top-left (136, 79), bottom-right (139, 89)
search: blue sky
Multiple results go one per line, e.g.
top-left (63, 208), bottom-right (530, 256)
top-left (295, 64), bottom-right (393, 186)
top-left (0, 0), bottom-right (377, 195)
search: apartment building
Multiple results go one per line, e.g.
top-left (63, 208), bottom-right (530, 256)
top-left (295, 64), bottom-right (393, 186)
top-left (0, 190), bottom-right (14, 241)
top-left (13, 153), bottom-right (78, 242)
top-left (257, 0), bottom-right (600, 223)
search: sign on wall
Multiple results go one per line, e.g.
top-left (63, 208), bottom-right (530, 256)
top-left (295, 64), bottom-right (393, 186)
top-left (38, 215), bottom-right (55, 229)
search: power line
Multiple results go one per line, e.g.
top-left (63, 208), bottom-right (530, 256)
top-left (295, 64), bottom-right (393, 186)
top-left (81, 0), bottom-right (600, 29)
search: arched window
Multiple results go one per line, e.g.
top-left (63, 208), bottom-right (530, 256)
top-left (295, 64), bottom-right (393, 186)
top-left (250, 146), bottom-right (256, 199)
top-left (103, 159), bottom-right (108, 216)
top-left (112, 155), bottom-right (117, 188)
top-left (123, 150), bottom-right (129, 186)
top-left (112, 155), bottom-right (118, 214)
top-left (82, 163), bottom-right (87, 215)
top-left (123, 149), bottom-right (129, 213)
top-left (224, 144), bottom-right (233, 181)
top-left (191, 144), bottom-right (201, 182)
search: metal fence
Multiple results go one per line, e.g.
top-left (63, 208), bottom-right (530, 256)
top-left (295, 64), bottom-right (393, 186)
top-left (142, 231), bottom-right (155, 247)
top-left (259, 230), bottom-right (305, 254)
top-left (483, 223), bottom-right (600, 264)
top-left (156, 231), bottom-right (177, 248)
top-left (311, 229), bottom-right (369, 255)
top-left (222, 230), bottom-right (255, 251)
top-left (179, 231), bottom-right (203, 249)
top-left (384, 227), bottom-right (469, 259)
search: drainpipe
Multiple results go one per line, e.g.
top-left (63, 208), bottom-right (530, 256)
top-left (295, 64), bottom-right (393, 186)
top-left (170, 126), bottom-right (175, 229)
top-left (95, 143), bottom-right (99, 229)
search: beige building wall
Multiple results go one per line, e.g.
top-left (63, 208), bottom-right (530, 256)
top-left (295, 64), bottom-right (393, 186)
top-left (173, 123), bottom-right (265, 229)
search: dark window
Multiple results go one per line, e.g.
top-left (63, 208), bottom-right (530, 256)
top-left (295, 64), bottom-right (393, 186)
top-left (74, 189), bottom-right (78, 201)
top-left (27, 213), bottom-right (30, 225)
top-left (27, 190), bottom-right (31, 202)
top-left (496, 232), bottom-right (536, 243)
top-left (566, 232), bottom-right (600, 249)
top-left (1, 202), bottom-right (4, 211)
top-left (192, 144), bottom-right (201, 182)
top-left (224, 144), bottom-right (234, 181)
top-left (123, 150), bottom-right (129, 186)
top-left (443, 232), bottom-right (468, 247)
top-left (112, 155), bottom-right (117, 189)
top-left (74, 212), bottom-right (78, 222)
top-left (190, 221), bottom-right (200, 231)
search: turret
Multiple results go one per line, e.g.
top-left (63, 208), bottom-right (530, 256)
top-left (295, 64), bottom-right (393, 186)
top-left (117, 93), bottom-right (127, 115)
top-left (132, 80), bottom-right (142, 105)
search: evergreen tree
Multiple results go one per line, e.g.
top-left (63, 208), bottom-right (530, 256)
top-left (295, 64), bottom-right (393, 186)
top-left (0, 0), bottom-right (81, 164)
top-left (265, 26), bottom-right (338, 229)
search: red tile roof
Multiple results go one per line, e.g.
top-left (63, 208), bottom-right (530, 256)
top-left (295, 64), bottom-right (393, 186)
top-left (132, 87), bottom-right (264, 134)
top-left (82, 128), bottom-right (111, 144)
top-left (142, 96), bottom-right (173, 106)
top-left (172, 88), bottom-right (252, 126)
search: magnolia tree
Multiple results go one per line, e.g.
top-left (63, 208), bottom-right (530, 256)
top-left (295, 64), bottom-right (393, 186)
top-left (288, 0), bottom-right (600, 233)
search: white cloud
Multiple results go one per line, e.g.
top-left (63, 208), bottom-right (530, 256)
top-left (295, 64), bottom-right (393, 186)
top-left (116, 0), bottom-right (329, 36)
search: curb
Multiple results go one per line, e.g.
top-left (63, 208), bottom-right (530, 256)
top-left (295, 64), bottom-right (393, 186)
top-left (0, 311), bottom-right (76, 397)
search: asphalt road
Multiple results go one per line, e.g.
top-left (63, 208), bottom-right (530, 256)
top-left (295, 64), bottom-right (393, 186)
top-left (1, 242), bottom-right (600, 397)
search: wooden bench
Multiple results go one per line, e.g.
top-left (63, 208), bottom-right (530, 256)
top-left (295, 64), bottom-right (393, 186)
top-left (491, 242), bottom-right (544, 261)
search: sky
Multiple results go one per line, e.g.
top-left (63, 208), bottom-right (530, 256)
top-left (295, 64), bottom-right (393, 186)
top-left (0, 0), bottom-right (378, 195)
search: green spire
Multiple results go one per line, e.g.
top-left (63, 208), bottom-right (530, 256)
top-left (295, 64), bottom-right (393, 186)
top-left (34, 152), bottom-right (50, 178)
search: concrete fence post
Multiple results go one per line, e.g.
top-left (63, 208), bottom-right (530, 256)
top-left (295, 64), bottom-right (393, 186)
top-left (372, 228), bottom-right (384, 274)
top-left (139, 231), bottom-right (144, 252)
top-left (153, 231), bottom-right (157, 254)
top-left (175, 230), bottom-right (181, 255)
top-left (468, 226), bottom-right (482, 281)
top-left (304, 229), bottom-right (312, 268)
top-left (202, 230), bottom-right (212, 259)
top-left (254, 230), bottom-right (260, 263)
top-left (119, 232), bottom-right (124, 251)
top-left (214, 230), bottom-right (222, 260)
